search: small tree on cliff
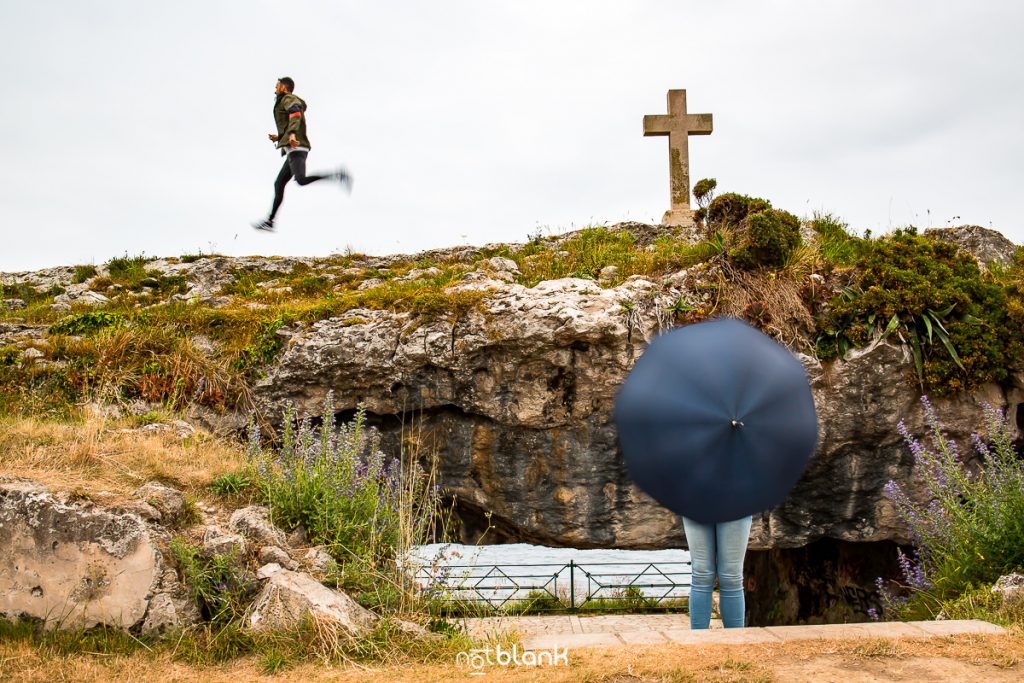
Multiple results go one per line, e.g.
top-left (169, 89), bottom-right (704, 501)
top-left (693, 177), bottom-right (717, 229)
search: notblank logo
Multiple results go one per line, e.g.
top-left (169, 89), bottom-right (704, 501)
top-left (456, 644), bottom-right (569, 671)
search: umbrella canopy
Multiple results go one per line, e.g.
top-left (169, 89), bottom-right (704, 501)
top-left (614, 318), bottom-right (818, 524)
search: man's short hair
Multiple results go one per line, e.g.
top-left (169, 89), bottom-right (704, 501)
top-left (278, 76), bottom-right (295, 92)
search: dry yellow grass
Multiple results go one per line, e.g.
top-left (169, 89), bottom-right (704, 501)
top-left (719, 269), bottom-right (815, 353)
top-left (1, 632), bottom-right (1021, 682)
top-left (0, 413), bottom-right (246, 496)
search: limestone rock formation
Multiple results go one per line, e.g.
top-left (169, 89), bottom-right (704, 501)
top-left (4, 222), bottom-right (1023, 625)
top-left (749, 342), bottom-right (1008, 550)
top-left (258, 545), bottom-right (298, 570)
top-left (0, 480), bottom-right (198, 632)
top-left (257, 562), bottom-right (284, 580)
top-left (229, 506), bottom-right (289, 549)
top-left (202, 525), bottom-right (248, 561)
top-left (133, 481), bottom-right (188, 525)
top-left (247, 569), bottom-right (377, 634)
top-left (51, 283), bottom-right (110, 310)
top-left (992, 573), bottom-right (1024, 606)
top-left (253, 273), bottom-right (1020, 552)
top-left (254, 271), bottom-right (689, 548)
top-left (6, 223), bottom-right (1014, 555)
top-left (924, 225), bottom-right (1017, 270)
top-left (303, 547), bottom-right (336, 575)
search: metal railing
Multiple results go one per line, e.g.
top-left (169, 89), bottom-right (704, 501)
top-left (413, 560), bottom-right (691, 612)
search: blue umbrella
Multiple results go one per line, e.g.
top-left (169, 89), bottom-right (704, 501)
top-left (614, 318), bottom-right (818, 524)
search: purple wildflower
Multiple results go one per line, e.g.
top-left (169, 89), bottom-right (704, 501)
top-left (877, 396), bottom-right (1024, 620)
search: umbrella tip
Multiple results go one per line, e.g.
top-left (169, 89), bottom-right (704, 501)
top-left (731, 420), bottom-right (744, 428)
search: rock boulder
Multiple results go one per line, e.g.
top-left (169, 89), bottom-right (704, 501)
top-left (992, 573), bottom-right (1024, 606)
top-left (924, 225), bottom-right (1017, 270)
top-left (0, 480), bottom-right (198, 632)
top-left (229, 506), bottom-right (289, 549)
top-left (247, 569), bottom-right (377, 634)
top-left (133, 481), bottom-right (188, 525)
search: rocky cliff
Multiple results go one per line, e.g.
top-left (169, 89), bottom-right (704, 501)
top-left (3, 223), bottom-right (1021, 624)
top-left (251, 259), bottom-right (1021, 552)
top-left (3, 223), bottom-right (1020, 551)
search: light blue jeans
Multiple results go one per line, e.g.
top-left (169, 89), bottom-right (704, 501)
top-left (682, 515), bottom-right (752, 629)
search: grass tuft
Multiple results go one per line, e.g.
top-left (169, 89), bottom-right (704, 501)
top-left (72, 264), bottom-right (98, 284)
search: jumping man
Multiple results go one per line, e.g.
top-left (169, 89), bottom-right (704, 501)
top-left (252, 77), bottom-right (351, 231)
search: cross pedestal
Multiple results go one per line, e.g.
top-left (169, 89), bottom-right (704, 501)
top-left (644, 90), bottom-right (713, 225)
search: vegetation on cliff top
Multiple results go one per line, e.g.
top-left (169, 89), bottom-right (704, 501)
top-left (2, 185), bottom-right (1023, 419)
top-left (814, 227), bottom-right (1022, 394)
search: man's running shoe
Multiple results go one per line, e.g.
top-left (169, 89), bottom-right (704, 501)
top-left (335, 168), bottom-right (353, 193)
top-left (251, 219), bottom-right (275, 231)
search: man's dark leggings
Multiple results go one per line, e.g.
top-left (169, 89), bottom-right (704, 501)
top-left (269, 151), bottom-right (329, 221)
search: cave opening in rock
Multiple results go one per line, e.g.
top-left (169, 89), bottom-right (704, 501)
top-left (304, 405), bottom-right (907, 627)
top-left (444, 498), bottom-right (905, 627)
top-left (744, 538), bottom-right (902, 626)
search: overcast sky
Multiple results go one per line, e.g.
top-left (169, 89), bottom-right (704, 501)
top-left (2, 1), bottom-right (1022, 273)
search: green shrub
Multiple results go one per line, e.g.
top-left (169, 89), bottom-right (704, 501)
top-left (0, 281), bottom-right (64, 305)
top-left (221, 269), bottom-right (278, 297)
top-left (169, 538), bottom-right (256, 623)
top-left (811, 212), bottom-right (867, 266)
top-left (72, 265), bottom-right (97, 284)
top-left (106, 253), bottom-right (153, 282)
top-left (815, 230), bottom-right (1019, 394)
top-left (211, 470), bottom-right (254, 497)
top-left (693, 178), bottom-right (717, 224)
top-left (705, 192), bottom-right (771, 228)
top-left (247, 394), bottom-right (446, 608)
top-left (693, 177), bottom-right (717, 208)
top-left (0, 346), bottom-right (18, 366)
top-left (728, 208), bottom-right (802, 270)
top-left (927, 583), bottom-right (1024, 628)
top-left (230, 315), bottom-right (291, 375)
top-left (701, 191), bottom-right (800, 269)
top-left (0, 361), bottom-right (78, 418)
top-left (48, 311), bottom-right (124, 336)
top-left (292, 275), bottom-right (331, 297)
top-left (104, 253), bottom-right (185, 294)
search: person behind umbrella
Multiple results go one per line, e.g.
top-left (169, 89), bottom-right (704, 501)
top-left (681, 515), bottom-right (751, 629)
top-left (613, 318), bottom-right (818, 631)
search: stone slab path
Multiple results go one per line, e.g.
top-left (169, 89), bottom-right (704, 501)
top-left (463, 614), bottom-right (1007, 650)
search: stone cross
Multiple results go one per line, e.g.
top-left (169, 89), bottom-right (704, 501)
top-left (643, 89), bottom-right (713, 225)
